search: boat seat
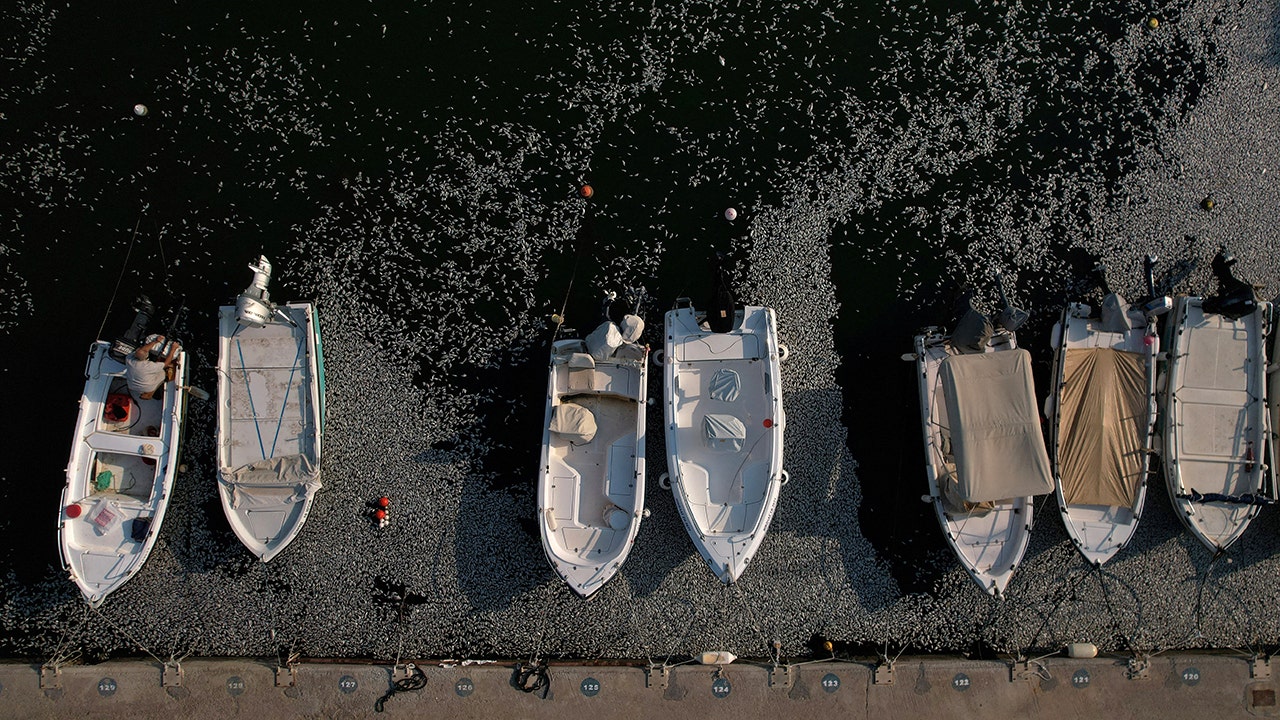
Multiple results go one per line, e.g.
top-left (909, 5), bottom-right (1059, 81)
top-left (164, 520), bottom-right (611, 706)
top-left (566, 353), bottom-right (596, 392)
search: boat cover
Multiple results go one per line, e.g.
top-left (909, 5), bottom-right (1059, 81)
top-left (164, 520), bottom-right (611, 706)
top-left (1100, 293), bottom-right (1133, 333)
top-left (941, 350), bottom-right (1053, 503)
top-left (951, 307), bottom-right (993, 352)
top-left (226, 455), bottom-right (321, 509)
top-left (1059, 348), bottom-right (1145, 507)
top-left (550, 402), bottom-right (597, 444)
top-left (709, 368), bottom-right (741, 402)
top-left (585, 321), bottom-right (623, 361)
top-left (704, 413), bottom-right (746, 452)
top-left (619, 314), bottom-right (644, 343)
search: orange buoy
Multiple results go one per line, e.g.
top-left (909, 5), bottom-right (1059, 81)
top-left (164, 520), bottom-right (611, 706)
top-left (580, 184), bottom-right (594, 198)
top-left (65, 504), bottom-right (82, 518)
top-left (374, 509), bottom-right (387, 521)
top-left (378, 496), bottom-right (390, 508)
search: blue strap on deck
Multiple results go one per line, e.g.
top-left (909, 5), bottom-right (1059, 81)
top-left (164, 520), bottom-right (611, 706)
top-left (236, 337), bottom-right (267, 460)
top-left (267, 326), bottom-right (305, 458)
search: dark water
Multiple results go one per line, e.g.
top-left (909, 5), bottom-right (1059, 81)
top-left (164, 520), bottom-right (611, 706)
top-left (1, 0), bottom-right (1267, 658)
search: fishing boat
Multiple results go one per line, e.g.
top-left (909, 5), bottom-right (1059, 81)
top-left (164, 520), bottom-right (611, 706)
top-left (912, 284), bottom-right (1053, 596)
top-left (660, 262), bottom-right (787, 584)
top-left (217, 256), bottom-right (325, 562)
top-left (538, 290), bottom-right (649, 597)
top-left (59, 299), bottom-right (191, 608)
top-left (1163, 248), bottom-right (1272, 553)
top-left (1045, 258), bottom-right (1170, 566)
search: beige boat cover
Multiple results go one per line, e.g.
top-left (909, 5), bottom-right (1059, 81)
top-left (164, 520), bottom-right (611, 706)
top-left (550, 402), bottom-right (597, 444)
top-left (941, 350), bottom-right (1054, 503)
top-left (1058, 348), bottom-right (1146, 507)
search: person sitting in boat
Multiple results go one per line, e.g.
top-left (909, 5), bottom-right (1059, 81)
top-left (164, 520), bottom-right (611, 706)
top-left (125, 334), bottom-right (180, 400)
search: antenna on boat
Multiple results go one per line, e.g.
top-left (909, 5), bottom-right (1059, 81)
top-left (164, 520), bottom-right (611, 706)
top-left (707, 253), bottom-right (737, 333)
top-left (1139, 255), bottom-right (1172, 317)
top-left (1092, 262), bottom-right (1113, 296)
top-left (994, 273), bottom-right (1029, 332)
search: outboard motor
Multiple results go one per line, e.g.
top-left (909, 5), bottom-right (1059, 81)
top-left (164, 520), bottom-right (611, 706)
top-left (1202, 246), bottom-right (1257, 319)
top-left (707, 253), bottom-right (737, 333)
top-left (108, 295), bottom-right (156, 362)
top-left (235, 255), bottom-right (296, 329)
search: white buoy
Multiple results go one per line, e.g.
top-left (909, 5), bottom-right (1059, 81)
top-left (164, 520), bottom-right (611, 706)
top-left (133, 104), bottom-right (149, 117)
top-left (724, 207), bottom-right (738, 220)
top-left (698, 650), bottom-right (736, 665)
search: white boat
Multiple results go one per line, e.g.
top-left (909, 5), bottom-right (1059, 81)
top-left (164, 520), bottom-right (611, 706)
top-left (913, 292), bottom-right (1053, 596)
top-left (217, 257), bottom-right (325, 562)
top-left (1270, 293), bottom-right (1279, 497)
top-left (661, 297), bottom-right (786, 583)
top-left (538, 294), bottom-right (648, 597)
top-left (60, 338), bottom-right (189, 608)
top-left (1045, 260), bottom-right (1168, 566)
top-left (1163, 250), bottom-right (1272, 553)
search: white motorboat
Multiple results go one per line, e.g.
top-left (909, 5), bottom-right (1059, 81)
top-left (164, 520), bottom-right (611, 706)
top-left (661, 291), bottom-right (786, 584)
top-left (1270, 292), bottom-right (1279, 497)
top-left (60, 307), bottom-right (190, 608)
top-left (1045, 259), bottom-right (1169, 566)
top-left (913, 289), bottom-right (1053, 596)
top-left (1163, 249), bottom-right (1272, 553)
top-left (538, 292), bottom-right (649, 597)
top-left (217, 257), bottom-right (325, 562)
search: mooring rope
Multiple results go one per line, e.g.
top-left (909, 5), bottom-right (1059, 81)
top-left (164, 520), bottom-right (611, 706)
top-left (91, 606), bottom-right (165, 665)
top-left (374, 663), bottom-right (427, 712)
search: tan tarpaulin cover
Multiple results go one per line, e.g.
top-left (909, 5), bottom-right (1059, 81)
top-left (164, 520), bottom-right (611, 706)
top-left (550, 402), bottom-right (597, 444)
top-left (941, 349), bottom-right (1054, 503)
top-left (1058, 348), bottom-right (1146, 507)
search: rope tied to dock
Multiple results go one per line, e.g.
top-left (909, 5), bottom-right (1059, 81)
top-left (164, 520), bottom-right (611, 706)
top-left (513, 659), bottom-right (551, 698)
top-left (374, 664), bottom-right (427, 713)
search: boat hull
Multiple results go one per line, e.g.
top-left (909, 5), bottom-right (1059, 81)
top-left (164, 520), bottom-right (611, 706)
top-left (217, 303), bottom-right (324, 562)
top-left (538, 338), bottom-right (648, 597)
top-left (914, 329), bottom-right (1034, 597)
top-left (59, 342), bottom-right (188, 608)
top-left (1046, 302), bottom-right (1157, 566)
top-left (1163, 296), bottom-right (1271, 553)
top-left (663, 303), bottom-right (785, 584)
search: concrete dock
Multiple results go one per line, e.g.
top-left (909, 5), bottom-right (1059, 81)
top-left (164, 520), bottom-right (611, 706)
top-left (0, 653), bottom-right (1273, 719)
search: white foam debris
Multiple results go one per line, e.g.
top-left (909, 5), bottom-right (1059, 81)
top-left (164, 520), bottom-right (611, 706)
top-left (0, 0), bottom-right (1278, 663)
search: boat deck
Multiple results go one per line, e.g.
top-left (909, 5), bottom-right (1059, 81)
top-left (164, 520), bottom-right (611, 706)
top-left (219, 304), bottom-right (320, 470)
top-left (1165, 298), bottom-right (1267, 552)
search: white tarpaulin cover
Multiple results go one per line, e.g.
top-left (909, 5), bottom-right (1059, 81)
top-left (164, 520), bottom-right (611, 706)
top-left (709, 368), bottom-right (741, 402)
top-left (226, 454), bottom-right (321, 509)
top-left (619, 314), bottom-right (645, 343)
top-left (1059, 347), bottom-right (1146, 507)
top-left (585, 321), bottom-right (623, 361)
top-left (704, 413), bottom-right (746, 452)
top-left (941, 350), bottom-right (1054, 503)
top-left (550, 402), bottom-right (597, 444)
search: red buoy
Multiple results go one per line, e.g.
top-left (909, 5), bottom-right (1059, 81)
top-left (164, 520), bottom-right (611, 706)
top-left (580, 184), bottom-right (594, 198)
top-left (65, 504), bottom-right (82, 518)
top-left (378, 496), bottom-right (390, 509)
top-left (374, 509), bottom-right (387, 521)
top-left (763, 418), bottom-right (774, 429)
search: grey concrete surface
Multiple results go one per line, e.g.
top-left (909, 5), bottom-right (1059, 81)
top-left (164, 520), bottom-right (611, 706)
top-left (0, 654), bottom-right (1272, 719)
